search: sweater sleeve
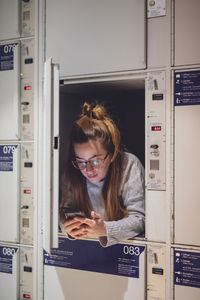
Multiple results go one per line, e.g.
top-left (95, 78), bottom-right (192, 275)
top-left (99, 155), bottom-right (145, 247)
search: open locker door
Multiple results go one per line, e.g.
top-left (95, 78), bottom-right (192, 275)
top-left (43, 58), bottom-right (59, 253)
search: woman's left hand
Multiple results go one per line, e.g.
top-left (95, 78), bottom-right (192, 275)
top-left (74, 211), bottom-right (107, 238)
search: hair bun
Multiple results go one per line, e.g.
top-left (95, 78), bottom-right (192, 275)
top-left (82, 102), bottom-right (107, 120)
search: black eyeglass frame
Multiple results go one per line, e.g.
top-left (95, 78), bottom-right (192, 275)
top-left (72, 152), bottom-right (110, 170)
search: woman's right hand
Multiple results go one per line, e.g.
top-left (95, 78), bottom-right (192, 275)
top-left (63, 218), bottom-right (88, 239)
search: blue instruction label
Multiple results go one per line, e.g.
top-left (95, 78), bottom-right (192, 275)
top-left (0, 246), bottom-right (18, 274)
top-left (174, 250), bottom-right (200, 288)
top-left (0, 145), bottom-right (18, 172)
top-left (44, 238), bottom-right (145, 278)
top-left (0, 43), bottom-right (18, 71)
top-left (174, 70), bottom-right (200, 106)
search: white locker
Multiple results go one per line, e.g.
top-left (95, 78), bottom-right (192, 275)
top-left (0, 244), bottom-right (19, 299)
top-left (175, 0), bottom-right (200, 66)
top-left (44, 238), bottom-right (146, 300)
top-left (0, 0), bottom-right (20, 41)
top-left (46, 0), bottom-right (146, 77)
top-left (0, 144), bottom-right (20, 243)
top-left (0, 42), bottom-right (20, 140)
top-left (174, 106), bottom-right (200, 246)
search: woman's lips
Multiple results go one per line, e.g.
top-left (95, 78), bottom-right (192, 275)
top-left (87, 173), bottom-right (97, 179)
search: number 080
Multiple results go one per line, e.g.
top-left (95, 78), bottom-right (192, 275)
top-left (2, 248), bottom-right (15, 256)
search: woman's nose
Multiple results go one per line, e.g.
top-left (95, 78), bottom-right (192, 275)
top-left (85, 162), bottom-right (94, 172)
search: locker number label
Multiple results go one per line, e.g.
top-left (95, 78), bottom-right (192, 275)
top-left (0, 145), bottom-right (18, 171)
top-left (0, 43), bottom-right (18, 71)
top-left (3, 44), bottom-right (16, 54)
top-left (123, 245), bottom-right (140, 256)
top-left (2, 247), bottom-right (16, 256)
top-left (2, 145), bottom-right (17, 154)
top-left (0, 245), bottom-right (18, 274)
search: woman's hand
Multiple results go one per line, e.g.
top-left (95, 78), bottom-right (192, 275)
top-left (74, 211), bottom-right (107, 238)
top-left (63, 218), bottom-right (88, 239)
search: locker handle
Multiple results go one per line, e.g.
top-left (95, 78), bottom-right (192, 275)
top-left (54, 136), bottom-right (59, 150)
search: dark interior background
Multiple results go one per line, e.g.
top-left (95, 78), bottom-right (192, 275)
top-left (59, 81), bottom-right (145, 180)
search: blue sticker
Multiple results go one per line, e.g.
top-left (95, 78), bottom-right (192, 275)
top-left (174, 250), bottom-right (200, 288)
top-left (0, 43), bottom-right (18, 71)
top-left (174, 70), bottom-right (200, 106)
top-left (0, 246), bottom-right (18, 274)
top-left (44, 238), bottom-right (145, 278)
top-left (0, 145), bottom-right (18, 172)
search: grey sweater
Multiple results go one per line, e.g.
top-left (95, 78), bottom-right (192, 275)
top-left (61, 152), bottom-right (145, 247)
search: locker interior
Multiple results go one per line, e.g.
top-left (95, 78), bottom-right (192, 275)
top-left (59, 79), bottom-right (145, 184)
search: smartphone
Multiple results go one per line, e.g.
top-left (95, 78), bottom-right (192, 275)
top-left (60, 208), bottom-right (86, 220)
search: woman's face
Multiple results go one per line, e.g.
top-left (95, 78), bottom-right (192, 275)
top-left (73, 139), bottom-right (111, 183)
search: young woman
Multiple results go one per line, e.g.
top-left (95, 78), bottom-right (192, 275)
top-left (60, 102), bottom-right (145, 247)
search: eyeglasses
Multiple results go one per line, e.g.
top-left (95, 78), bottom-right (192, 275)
top-left (72, 152), bottom-right (109, 170)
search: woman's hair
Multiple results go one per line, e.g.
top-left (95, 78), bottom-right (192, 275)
top-left (61, 102), bottom-right (128, 221)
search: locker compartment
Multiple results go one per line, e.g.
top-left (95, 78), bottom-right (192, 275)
top-left (174, 248), bottom-right (200, 300)
top-left (0, 144), bottom-right (20, 243)
top-left (175, 0), bottom-right (200, 66)
top-left (0, 0), bottom-right (20, 41)
top-left (174, 105), bottom-right (200, 246)
top-left (44, 238), bottom-right (146, 300)
top-left (46, 0), bottom-right (146, 77)
top-left (59, 79), bottom-right (145, 181)
top-left (0, 42), bottom-right (20, 140)
top-left (43, 60), bottom-right (148, 252)
top-left (0, 243), bottom-right (19, 299)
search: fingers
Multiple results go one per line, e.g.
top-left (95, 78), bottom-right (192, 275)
top-left (70, 226), bottom-right (88, 239)
top-left (91, 211), bottom-right (101, 220)
top-left (62, 212), bottom-right (104, 239)
top-left (63, 219), bottom-right (88, 238)
top-left (75, 217), bottom-right (95, 227)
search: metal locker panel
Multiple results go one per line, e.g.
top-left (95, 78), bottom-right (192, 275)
top-left (146, 190), bottom-right (166, 242)
top-left (147, 245), bottom-right (166, 300)
top-left (174, 106), bottom-right (200, 246)
top-left (20, 247), bottom-right (34, 299)
top-left (0, 144), bottom-right (20, 243)
top-left (44, 239), bottom-right (146, 300)
top-left (145, 71), bottom-right (166, 241)
top-left (0, 0), bottom-right (20, 41)
top-left (175, 0), bottom-right (200, 66)
top-left (0, 244), bottom-right (19, 299)
top-left (0, 43), bottom-right (20, 140)
top-left (147, 0), bottom-right (171, 69)
top-left (46, 0), bottom-right (146, 77)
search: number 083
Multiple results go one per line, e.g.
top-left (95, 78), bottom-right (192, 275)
top-left (123, 246), bottom-right (140, 256)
